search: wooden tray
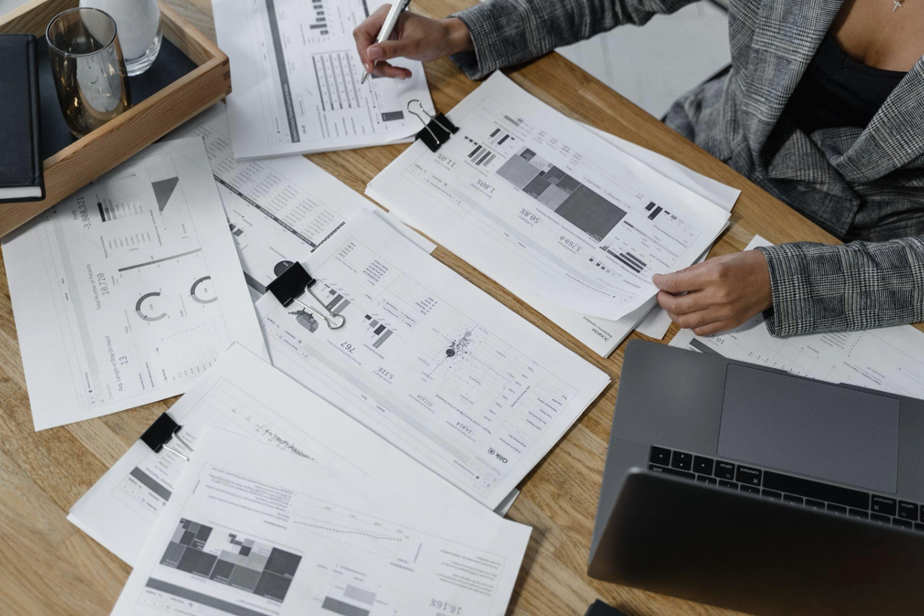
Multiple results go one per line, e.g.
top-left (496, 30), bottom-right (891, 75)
top-left (0, 0), bottom-right (230, 237)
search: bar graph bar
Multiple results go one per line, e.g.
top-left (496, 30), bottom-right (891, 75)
top-left (607, 249), bottom-right (647, 273)
top-left (309, 0), bottom-right (328, 35)
top-left (326, 289), bottom-right (351, 315)
top-left (158, 519), bottom-right (302, 603)
top-left (363, 314), bottom-right (394, 349)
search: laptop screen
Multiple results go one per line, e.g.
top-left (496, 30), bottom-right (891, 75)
top-left (717, 364), bottom-right (901, 493)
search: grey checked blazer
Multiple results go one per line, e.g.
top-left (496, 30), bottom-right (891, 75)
top-left (450, 0), bottom-right (924, 336)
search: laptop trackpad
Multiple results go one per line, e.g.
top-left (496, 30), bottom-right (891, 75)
top-left (717, 364), bottom-right (900, 493)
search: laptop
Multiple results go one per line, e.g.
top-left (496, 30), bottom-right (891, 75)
top-left (588, 340), bottom-right (924, 616)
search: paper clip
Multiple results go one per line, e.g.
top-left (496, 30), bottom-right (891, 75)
top-left (266, 261), bottom-right (345, 329)
top-left (407, 99), bottom-right (458, 152)
top-left (140, 413), bottom-right (193, 461)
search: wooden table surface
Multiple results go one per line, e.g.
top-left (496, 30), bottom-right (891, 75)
top-left (2, 1), bottom-right (900, 615)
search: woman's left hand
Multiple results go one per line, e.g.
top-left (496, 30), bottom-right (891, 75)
top-left (653, 250), bottom-right (773, 336)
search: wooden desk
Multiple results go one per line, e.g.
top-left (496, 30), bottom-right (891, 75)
top-left (0, 1), bottom-right (869, 615)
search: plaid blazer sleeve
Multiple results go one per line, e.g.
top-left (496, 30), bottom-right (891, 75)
top-left (756, 239), bottom-right (924, 337)
top-left (449, 0), bottom-right (698, 80)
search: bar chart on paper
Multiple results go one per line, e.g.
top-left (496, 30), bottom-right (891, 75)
top-left (156, 518), bottom-right (302, 602)
top-left (218, 0), bottom-right (433, 157)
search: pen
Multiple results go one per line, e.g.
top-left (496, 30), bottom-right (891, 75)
top-left (360, 0), bottom-right (413, 85)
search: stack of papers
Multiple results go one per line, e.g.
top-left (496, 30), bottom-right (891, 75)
top-left (255, 211), bottom-right (611, 509)
top-left (366, 73), bottom-right (736, 356)
top-left (74, 345), bottom-right (531, 615)
top-left (213, 0), bottom-right (434, 158)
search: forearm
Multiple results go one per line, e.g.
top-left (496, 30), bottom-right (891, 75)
top-left (756, 237), bottom-right (924, 336)
top-left (449, 0), bottom-right (697, 80)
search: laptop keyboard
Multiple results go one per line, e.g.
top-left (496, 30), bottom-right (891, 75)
top-left (648, 445), bottom-right (924, 532)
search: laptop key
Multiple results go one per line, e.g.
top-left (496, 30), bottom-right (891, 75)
top-left (649, 446), bottom-right (671, 466)
top-left (649, 464), bottom-right (694, 481)
top-left (898, 501), bottom-right (918, 521)
top-left (741, 485), bottom-right (760, 495)
top-left (870, 513), bottom-right (890, 525)
top-left (762, 470), bottom-right (869, 510)
top-left (696, 475), bottom-right (717, 486)
top-left (671, 451), bottom-right (693, 471)
top-left (826, 504), bottom-right (847, 516)
top-left (761, 490), bottom-right (782, 502)
top-left (736, 466), bottom-right (762, 487)
top-left (805, 499), bottom-right (825, 512)
top-left (871, 496), bottom-right (897, 516)
top-left (784, 495), bottom-right (804, 506)
top-left (893, 518), bottom-right (913, 530)
top-left (915, 523), bottom-right (924, 534)
top-left (693, 456), bottom-right (714, 476)
top-left (714, 461), bottom-right (735, 481)
top-left (848, 509), bottom-right (869, 520)
top-left (718, 480), bottom-right (738, 490)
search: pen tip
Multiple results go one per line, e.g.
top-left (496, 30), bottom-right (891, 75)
top-left (361, 73), bottom-right (368, 85)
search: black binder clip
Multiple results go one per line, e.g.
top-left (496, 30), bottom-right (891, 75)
top-left (408, 99), bottom-right (458, 152)
top-left (266, 261), bottom-right (345, 329)
top-left (141, 413), bottom-right (193, 461)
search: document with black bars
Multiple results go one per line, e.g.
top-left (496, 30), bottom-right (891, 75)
top-left (367, 72), bottom-right (731, 322)
top-left (1, 138), bottom-right (266, 431)
top-left (109, 429), bottom-right (530, 616)
top-left (213, 0), bottom-right (434, 158)
top-left (255, 211), bottom-right (610, 510)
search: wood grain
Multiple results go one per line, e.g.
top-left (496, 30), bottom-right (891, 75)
top-left (0, 0), bottom-right (231, 238)
top-left (1, 1), bottom-right (918, 615)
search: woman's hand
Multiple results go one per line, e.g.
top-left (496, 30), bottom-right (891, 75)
top-left (653, 250), bottom-right (773, 336)
top-left (353, 6), bottom-right (474, 79)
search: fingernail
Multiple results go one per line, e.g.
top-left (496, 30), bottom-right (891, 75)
top-left (364, 62), bottom-right (371, 73)
top-left (368, 47), bottom-right (382, 60)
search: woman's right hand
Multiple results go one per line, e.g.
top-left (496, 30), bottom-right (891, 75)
top-left (353, 6), bottom-right (474, 79)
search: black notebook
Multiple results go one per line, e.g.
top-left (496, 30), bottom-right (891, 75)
top-left (0, 34), bottom-right (44, 203)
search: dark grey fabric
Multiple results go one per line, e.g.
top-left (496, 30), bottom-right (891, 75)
top-left (450, 0), bottom-right (924, 336)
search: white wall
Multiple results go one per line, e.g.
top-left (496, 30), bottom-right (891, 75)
top-left (0, 0), bottom-right (31, 17)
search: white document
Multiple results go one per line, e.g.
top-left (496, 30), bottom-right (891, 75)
top-left (68, 342), bottom-right (516, 566)
top-left (516, 123), bottom-right (740, 355)
top-left (2, 139), bottom-right (266, 431)
top-left (214, 0), bottom-right (434, 159)
top-left (583, 124), bottom-right (741, 209)
top-left (367, 72), bottom-right (731, 322)
top-left (670, 237), bottom-right (924, 400)
top-left (109, 428), bottom-right (530, 616)
top-left (167, 105), bottom-right (435, 297)
top-left (588, 123), bottom-right (741, 341)
top-left (256, 212), bottom-right (611, 510)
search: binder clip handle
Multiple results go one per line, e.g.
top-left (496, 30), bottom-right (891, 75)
top-left (408, 99), bottom-right (458, 152)
top-left (266, 262), bottom-right (345, 330)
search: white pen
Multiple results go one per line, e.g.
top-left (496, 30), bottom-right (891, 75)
top-left (360, 0), bottom-right (413, 85)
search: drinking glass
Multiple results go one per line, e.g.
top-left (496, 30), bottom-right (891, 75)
top-left (46, 7), bottom-right (131, 138)
top-left (79, 0), bottom-right (162, 76)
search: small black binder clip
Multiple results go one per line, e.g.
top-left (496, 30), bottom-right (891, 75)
top-left (266, 261), bottom-right (345, 329)
top-left (141, 413), bottom-right (192, 461)
top-left (407, 99), bottom-right (458, 152)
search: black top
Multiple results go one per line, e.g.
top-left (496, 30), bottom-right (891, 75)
top-left (787, 32), bottom-right (907, 133)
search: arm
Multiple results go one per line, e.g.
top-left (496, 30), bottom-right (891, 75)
top-left (653, 238), bottom-right (924, 338)
top-left (353, 0), bottom-right (696, 80)
top-left (756, 238), bottom-right (924, 336)
top-left (451, 0), bottom-right (698, 80)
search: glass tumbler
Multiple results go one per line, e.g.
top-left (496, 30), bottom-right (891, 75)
top-left (46, 7), bottom-right (132, 139)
